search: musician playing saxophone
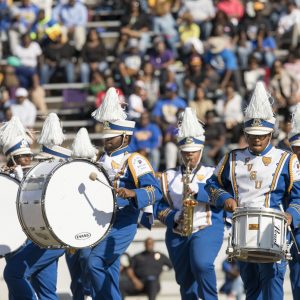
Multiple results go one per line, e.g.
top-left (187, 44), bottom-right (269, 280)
top-left (154, 108), bottom-right (225, 300)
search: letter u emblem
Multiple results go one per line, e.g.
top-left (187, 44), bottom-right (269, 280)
top-left (255, 180), bottom-right (262, 189)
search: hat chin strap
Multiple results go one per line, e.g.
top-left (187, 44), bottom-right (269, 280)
top-left (112, 133), bottom-right (127, 153)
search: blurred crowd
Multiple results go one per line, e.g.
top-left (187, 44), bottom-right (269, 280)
top-left (1, 0), bottom-right (300, 170)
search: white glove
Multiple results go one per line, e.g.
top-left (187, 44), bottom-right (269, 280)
top-left (174, 210), bottom-right (182, 223)
top-left (188, 182), bottom-right (199, 194)
top-left (14, 165), bottom-right (24, 181)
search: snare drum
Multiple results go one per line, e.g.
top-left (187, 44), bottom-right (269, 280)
top-left (0, 173), bottom-right (27, 257)
top-left (226, 207), bottom-right (291, 263)
top-left (17, 159), bottom-right (116, 249)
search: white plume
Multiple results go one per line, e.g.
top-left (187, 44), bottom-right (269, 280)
top-left (72, 128), bottom-right (98, 159)
top-left (91, 87), bottom-right (127, 122)
top-left (291, 103), bottom-right (300, 135)
top-left (0, 116), bottom-right (32, 146)
top-left (178, 107), bottom-right (205, 138)
top-left (245, 81), bottom-right (274, 119)
top-left (37, 113), bottom-right (64, 146)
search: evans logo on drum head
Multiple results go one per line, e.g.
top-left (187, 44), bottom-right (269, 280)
top-left (75, 232), bottom-right (91, 240)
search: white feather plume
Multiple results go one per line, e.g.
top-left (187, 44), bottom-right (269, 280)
top-left (37, 113), bottom-right (64, 146)
top-left (178, 107), bottom-right (205, 138)
top-left (245, 81), bottom-right (274, 119)
top-left (91, 87), bottom-right (127, 122)
top-left (0, 116), bottom-right (32, 146)
top-left (291, 103), bottom-right (300, 135)
top-left (72, 128), bottom-right (97, 159)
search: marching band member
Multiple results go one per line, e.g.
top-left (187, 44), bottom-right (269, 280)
top-left (86, 87), bottom-right (162, 300)
top-left (65, 127), bottom-right (98, 300)
top-left (205, 81), bottom-right (300, 300)
top-left (4, 113), bottom-right (72, 300)
top-left (288, 104), bottom-right (300, 300)
top-left (0, 116), bottom-right (34, 179)
top-left (154, 107), bottom-right (225, 300)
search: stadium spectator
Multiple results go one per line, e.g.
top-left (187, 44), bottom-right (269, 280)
top-left (252, 26), bottom-right (276, 67)
top-left (120, 0), bottom-right (152, 54)
top-left (148, 36), bottom-right (175, 71)
top-left (204, 36), bottom-right (239, 90)
top-left (0, 0), bottom-right (11, 58)
top-left (202, 110), bottom-right (227, 166)
top-left (8, 0), bottom-right (39, 51)
top-left (189, 85), bottom-right (214, 122)
top-left (138, 62), bottom-right (160, 110)
top-left (80, 29), bottom-right (107, 84)
top-left (216, 0), bottom-right (245, 24)
top-left (183, 56), bottom-right (205, 101)
top-left (178, 12), bottom-right (200, 48)
top-left (277, 112), bottom-right (293, 151)
top-left (243, 56), bottom-right (266, 94)
top-left (152, 82), bottom-right (186, 131)
top-left (52, 0), bottom-right (88, 50)
top-left (128, 80), bottom-right (147, 120)
top-left (118, 38), bottom-right (142, 94)
top-left (13, 33), bottom-right (42, 89)
top-left (120, 237), bottom-right (172, 300)
top-left (277, 0), bottom-right (300, 49)
top-left (179, 0), bottom-right (215, 40)
top-left (149, 0), bottom-right (179, 55)
top-left (10, 87), bottom-right (37, 128)
top-left (215, 84), bottom-right (244, 143)
top-left (270, 59), bottom-right (299, 112)
top-left (219, 258), bottom-right (244, 300)
top-left (40, 31), bottom-right (76, 84)
top-left (131, 111), bottom-right (162, 171)
top-left (30, 9), bottom-right (57, 44)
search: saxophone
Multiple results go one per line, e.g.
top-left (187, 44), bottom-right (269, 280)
top-left (181, 161), bottom-right (198, 237)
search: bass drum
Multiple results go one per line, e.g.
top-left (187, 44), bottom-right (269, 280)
top-left (0, 173), bottom-right (27, 257)
top-left (17, 159), bottom-right (116, 249)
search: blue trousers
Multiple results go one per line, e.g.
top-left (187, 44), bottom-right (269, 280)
top-left (65, 248), bottom-right (92, 300)
top-left (289, 229), bottom-right (300, 300)
top-left (4, 240), bottom-right (65, 300)
top-left (239, 260), bottom-right (287, 300)
top-left (87, 206), bottom-right (139, 300)
top-left (165, 222), bottom-right (224, 300)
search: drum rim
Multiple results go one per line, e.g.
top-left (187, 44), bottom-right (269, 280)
top-left (0, 171), bottom-right (21, 184)
top-left (0, 172), bottom-right (26, 257)
top-left (41, 158), bottom-right (117, 249)
top-left (233, 207), bottom-right (287, 219)
top-left (17, 161), bottom-right (53, 247)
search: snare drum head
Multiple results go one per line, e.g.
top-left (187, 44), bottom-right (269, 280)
top-left (0, 174), bottom-right (26, 256)
top-left (43, 160), bottom-right (115, 248)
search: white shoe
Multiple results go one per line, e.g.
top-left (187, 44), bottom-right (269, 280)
top-left (84, 296), bottom-right (93, 300)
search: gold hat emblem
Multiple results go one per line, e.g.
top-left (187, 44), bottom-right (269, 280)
top-left (252, 118), bottom-right (262, 127)
top-left (103, 121), bottom-right (111, 129)
top-left (262, 157), bottom-right (272, 166)
top-left (197, 174), bottom-right (205, 181)
top-left (186, 137), bottom-right (193, 144)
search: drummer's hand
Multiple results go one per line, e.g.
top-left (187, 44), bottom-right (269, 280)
top-left (224, 198), bottom-right (237, 212)
top-left (116, 188), bottom-right (136, 199)
top-left (286, 213), bottom-right (292, 226)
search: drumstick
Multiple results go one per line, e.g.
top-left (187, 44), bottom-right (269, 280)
top-left (89, 172), bottom-right (114, 190)
top-left (279, 204), bottom-right (300, 255)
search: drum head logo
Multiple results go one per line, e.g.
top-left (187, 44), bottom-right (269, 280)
top-left (75, 232), bottom-right (91, 240)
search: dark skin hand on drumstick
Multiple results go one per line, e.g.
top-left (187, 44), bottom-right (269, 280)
top-left (116, 188), bottom-right (136, 199)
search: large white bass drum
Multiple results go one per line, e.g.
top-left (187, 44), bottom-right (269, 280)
top-left (17, 159), bottom-right (116, 249)
top-left (0, 173), bottom-right (27, 257)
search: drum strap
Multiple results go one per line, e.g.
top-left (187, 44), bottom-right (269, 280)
top-left (113, 153), bottom-right (131, 189)
top-left (265, 152), bottom-right (289, 207)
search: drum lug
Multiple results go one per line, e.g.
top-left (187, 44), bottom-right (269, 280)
top-left (283, 241), bottom-right (293, 260)
top-left (226, 233), bottom-right (234, 257)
